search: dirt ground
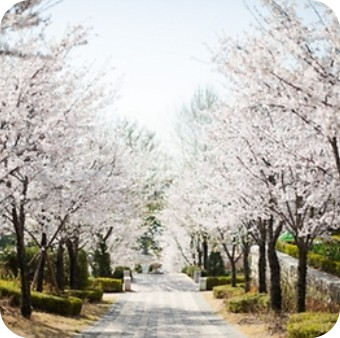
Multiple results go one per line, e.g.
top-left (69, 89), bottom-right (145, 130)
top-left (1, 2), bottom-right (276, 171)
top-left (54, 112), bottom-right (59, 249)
top-left (1, 294), bottom-right (115, 338)
top-left (202, 291), bottom-right (287, 338)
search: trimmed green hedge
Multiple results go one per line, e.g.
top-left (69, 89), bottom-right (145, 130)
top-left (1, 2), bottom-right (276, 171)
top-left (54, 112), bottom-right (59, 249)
top-left (276, 241), bottom-right (299, 258)
top-left (91, 277), bottom-right (123, 292)
top-left (65, 288), bottom-right (103, 303)
top-left (0, 280), bottom-right (21, 305)
top-left (0, 280), bottom-right (82, 316)
top-left (213, 284), bottom-right (245, 299)
top-left (227, 293), bottom-right (269, 313)
top-left (287, 312), bottom-right (339, 338)
top-left (113, 266), bottom-right (132, 280)
top-left (206, 276), bottom-right (245, 291)
top-left (181, 265), bottom-right (208, 278)
top-left (276, 241), bottom-right (340, 278)
top-left (31, 292), bottom-right (82, 316)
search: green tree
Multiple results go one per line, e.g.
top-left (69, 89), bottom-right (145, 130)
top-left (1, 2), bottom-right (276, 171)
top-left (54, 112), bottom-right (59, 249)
top-left (207, 251), bottom-right (225, 277)
top-left (92, 227), bottom-right (113, 277)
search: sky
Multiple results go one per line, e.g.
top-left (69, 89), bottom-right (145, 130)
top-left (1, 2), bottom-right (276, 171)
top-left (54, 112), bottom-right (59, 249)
top-left (0, 0), bottom-right (340, 147)
top-left (41, 0), bottom-right (259, 139)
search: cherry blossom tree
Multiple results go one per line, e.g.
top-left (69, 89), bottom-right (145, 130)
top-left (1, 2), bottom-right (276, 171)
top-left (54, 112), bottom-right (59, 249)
top-left (0, 3), bottom-right (118, 315)
top-left (210, 0), bottom-right (340, 312)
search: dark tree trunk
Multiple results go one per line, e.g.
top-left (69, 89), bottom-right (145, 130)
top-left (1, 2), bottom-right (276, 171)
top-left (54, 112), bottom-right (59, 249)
top-left (220, 238), bottom-right (240, 288)
top-left (330, 136), bottom-right (340, 179)
top-left (202, 237), bottom-right (208, 270)
top-left (258, 241), bottom-right (267, 293)
top-left (36, 232), bottom-right (47, 292)
top-left (230, 260), bottom-right (237, 287)
top-left (267, 243), bottom-right (282, 311)
top-left (197, 248), bottom-right (202, 268)
top-left (13, 206), bottom-right (32, 319)
top-left (296, 243), bottom-right (308, 313)
top-left (56, 240), bottom-right (65, 291)
top-left (243, 242), bottom-right (251, 292)
top-left (258, 223), bottom-right (267, 293)
top-left (67, 239), bottom-right (79, 290)
top-left (267, 217), bottom-right (282, 312)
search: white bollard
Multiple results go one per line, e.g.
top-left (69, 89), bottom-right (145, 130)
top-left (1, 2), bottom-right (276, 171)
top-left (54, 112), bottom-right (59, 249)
top-left (193, 270), bottom-right (201, 283)
top-left (124, 276), bottom-right (131, 291)
top-left (199, 277), bottom-right (207, 291)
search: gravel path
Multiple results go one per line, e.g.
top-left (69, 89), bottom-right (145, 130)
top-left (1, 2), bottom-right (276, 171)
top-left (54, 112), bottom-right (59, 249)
top-left (77, 273), bottom-right (247, 338)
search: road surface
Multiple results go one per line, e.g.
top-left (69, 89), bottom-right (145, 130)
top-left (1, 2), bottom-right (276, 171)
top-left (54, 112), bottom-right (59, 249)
top-left (77, 273), bottom-right (246, 338)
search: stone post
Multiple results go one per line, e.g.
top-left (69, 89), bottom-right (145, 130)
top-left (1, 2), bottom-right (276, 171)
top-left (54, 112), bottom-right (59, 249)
top-left (194, 270), bottom-right (201, 283)
top-left (124, 276), bottom-right (131, 291)
top-left (199, 277), bottom-right (207, 291)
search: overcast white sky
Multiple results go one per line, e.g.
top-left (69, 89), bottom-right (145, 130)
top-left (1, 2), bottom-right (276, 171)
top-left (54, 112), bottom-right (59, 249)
top-left (43, 0), bottom-right (259, 135)
top-left (0, 0), bottom-right (339, 145)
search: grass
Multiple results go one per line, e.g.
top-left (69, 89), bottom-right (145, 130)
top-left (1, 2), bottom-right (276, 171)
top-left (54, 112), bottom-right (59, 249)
top-left (0, 294), bottom-right (115, 338)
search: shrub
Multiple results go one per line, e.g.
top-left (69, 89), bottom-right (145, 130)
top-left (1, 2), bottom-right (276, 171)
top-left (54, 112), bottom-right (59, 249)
top-left (77, 250), bottom-right (90, 290)
top-left (31, 292), bottom-right (82, 316)
top-left (0, 280), bottom-right (82, 316)
top-left (310, 241), bottom-right (340, 261)
top-left (207, 252), bottom-right (225, 277)
top-left (206, 275), bottom-right (245, 291)
top-left (227, 293), bottom-right (269, 313)
top-left (134, 264), bottom-right (142, 273)
top-left (287, 312), bottom-right (339, 338)
top-left (91, 277), bottom-right (123, 292)
top-left (0, 245), bottom-right (41, 280)
top-left (201, 269), bottom-right (208, 277)
top-left (65, 288), bottom-right (103, 303)
top-left (0, 280), bottom-right (21, 305)
top-left (213, 285), bottom-right (245, 299)
top-left (276, 241), bottom-right (340, 277)
top-left (113, 266), bottom-right (132, 280)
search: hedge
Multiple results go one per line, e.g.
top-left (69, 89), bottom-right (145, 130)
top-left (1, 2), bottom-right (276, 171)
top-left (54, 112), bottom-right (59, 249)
top-left (213, 284), bottom-right (245, 299)
top-left (65, 288), bottom-right (103, 303)
top-left (227, 293), bottom-right (269, 313)
top-left (181, 265), bottom-right (208, 278)
top-left (0, 280), bottom-right (21, 305)
top-left (0, 280), bottom-right (82, 316)
top-left (91, 277), bottom-right (123, 292)
top-left (113, 266), bottom-right (132, 280)
top-left (31, 292), bottom-right (82, 316)
top-left (287, 312), bottom-right (339, 338)
top-left (206, 275), bottom-right (245, 291)
top-left (276, 241), bottom-right (340, 278)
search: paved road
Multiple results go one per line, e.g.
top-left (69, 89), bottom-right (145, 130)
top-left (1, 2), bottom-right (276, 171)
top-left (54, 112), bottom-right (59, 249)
top-left (77, 273), bottom-right (246, 338)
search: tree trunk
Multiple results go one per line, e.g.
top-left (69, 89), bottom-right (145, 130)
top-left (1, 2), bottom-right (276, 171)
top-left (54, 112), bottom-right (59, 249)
top-left (221, 240), bottom-right (239, 288)
top-left (202, 237), bottom-right (208, 270)
top-left (257, 223), bottom-right (267, 293)
top-left (267, 242), bottom-right (282, 311)
top-left (36, 233), bottom-right (47, 292)
top-left (243, 243), bottom-right (251, 292)
top-left (267, 217), bottom-right (282, 312)
top-left (12, 206), bottom-right (32, 319)
top-left (56, 240), bottom-right (65, 291)
top-left (258, 241), bottom-right (267, 293)
top-left (330, 136), bottom-right (340, 179)
top-left (296, 243), bottom-right (308, 313)
top-left (197, 249), bottom-right (202, 268)
top-left (230, 260), bottom-right (237, 287)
